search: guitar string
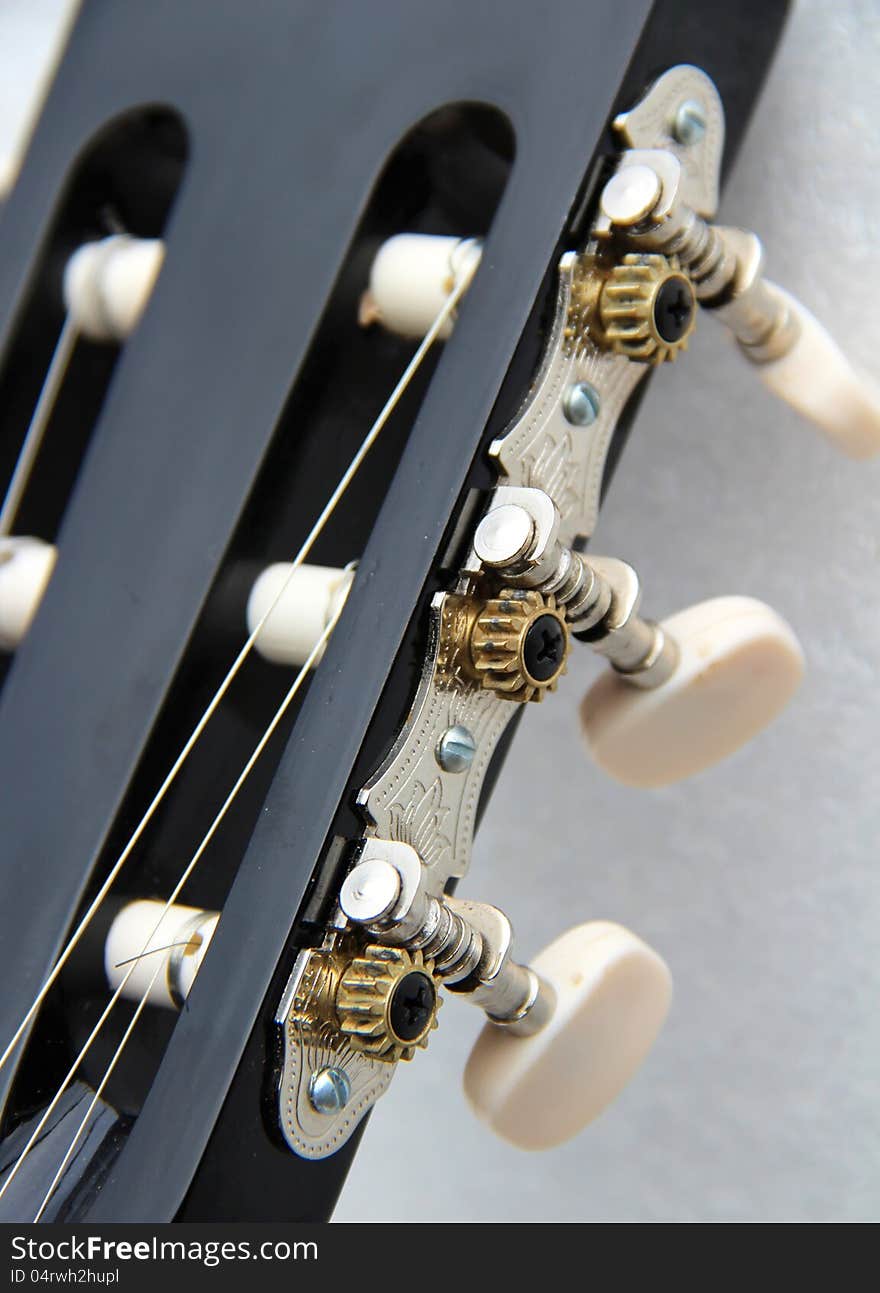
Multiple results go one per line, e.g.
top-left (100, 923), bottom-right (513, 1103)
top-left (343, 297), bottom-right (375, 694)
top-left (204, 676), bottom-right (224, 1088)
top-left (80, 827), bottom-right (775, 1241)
top-left (33, 958), bottom-right (166, 1222)
top-left (30, 588), bottom-right (348, 1219)
top-left (0, 262), bottom-right (474, 1081)
top-left (27, 250), bottom-right (479, 1212)
top-left (0, 317), bottom-right (79, 536)
top-left (3, 602), bottom-right (341, 1210)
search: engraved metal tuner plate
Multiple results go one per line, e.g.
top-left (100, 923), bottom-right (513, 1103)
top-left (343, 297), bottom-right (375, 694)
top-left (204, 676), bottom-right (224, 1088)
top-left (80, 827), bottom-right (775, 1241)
top-left (276, 938), bottom-right (395, 1160)
top-left (489, 251), bottom-right (644, 546)
top-left (612, 63), bottom-right (725, 217)
top-left (358, 593), bottom-right (518, 896)
top-left (276, 64), bottom-right (726, 1160)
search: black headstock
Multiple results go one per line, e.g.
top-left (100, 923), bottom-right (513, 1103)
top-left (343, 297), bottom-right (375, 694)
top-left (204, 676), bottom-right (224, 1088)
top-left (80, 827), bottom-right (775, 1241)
top-left (0, 0), bottom-right (809, 1222)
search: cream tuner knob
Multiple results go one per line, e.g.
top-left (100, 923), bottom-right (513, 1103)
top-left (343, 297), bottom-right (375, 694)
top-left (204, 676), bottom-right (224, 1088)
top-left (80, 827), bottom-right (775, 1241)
top-left (463, 921), bottom-right (671, 1150)
top-left (0, 537), bottom-right (57, 651)
top-left (745, 282), bottom-right (880, 460)
top-left (580, 595), bottom-right (804, 788)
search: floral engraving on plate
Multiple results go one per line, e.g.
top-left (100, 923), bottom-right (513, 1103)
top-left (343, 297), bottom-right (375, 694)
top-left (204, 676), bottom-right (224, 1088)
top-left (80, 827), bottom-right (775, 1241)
top-left (358, 595), bottom-right (515, 894)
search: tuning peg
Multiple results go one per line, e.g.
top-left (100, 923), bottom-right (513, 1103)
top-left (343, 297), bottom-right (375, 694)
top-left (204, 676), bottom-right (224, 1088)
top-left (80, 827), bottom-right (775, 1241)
top-left (0, 537), bottom-right (57, 651)
top-left (580, 595), bottom-right (804, 788)
top-left (463, 921), bottom-right (671, 1150)
top-left (246, 562), bottom-right (353, 666)
top-left (339, 843), bottom-right (671, 1149)
top-left (471, 492), bottom-right (804, 786)
top-left (599, 155), bottom-right (880, 457)
top-left (360, 233), bottom-right (481, 339)
top-left (738, 279), bottom-right (880, 460)
top-left (63, 235), bottom-right (165, 343)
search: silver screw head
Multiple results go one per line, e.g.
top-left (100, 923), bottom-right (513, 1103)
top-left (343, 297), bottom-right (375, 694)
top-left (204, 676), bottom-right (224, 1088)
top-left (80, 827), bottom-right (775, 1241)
top-left (672, 99), bottom-right (706, 146)
top-left (436, 724), bottom-right (477, 773)
top-left (600, 164), bottom-right (661, 226)
top-left (309, 1066), bottom-right (351, 1115)
top-left (340, 857), bottom-right (401, 923)
top-left (473, 503), bottom-right (535, 568)
top-left (563, 381), bottom-right (601, 427)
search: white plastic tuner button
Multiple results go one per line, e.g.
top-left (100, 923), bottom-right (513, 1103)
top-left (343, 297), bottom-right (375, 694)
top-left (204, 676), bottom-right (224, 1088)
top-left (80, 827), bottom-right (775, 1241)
top-left (749, 283), bottom-right (880, 460)
top-left (362, 233), bottom-right (482, 339)
top-left (246, 562), bottom-right (354, 667)
top-left (463, 921), bottom-right (672, 1150)
top-left (580, 595), bottom-right (804, 788)
top-left (0, 537), bottom-right (57, 651)
top-left (63, 235), bottom-right (165, 342)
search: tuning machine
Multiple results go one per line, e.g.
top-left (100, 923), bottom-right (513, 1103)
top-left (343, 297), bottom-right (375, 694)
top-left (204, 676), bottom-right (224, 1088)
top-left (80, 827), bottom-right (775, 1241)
top-left (597, 149), bottom-right (880, 458)
top-left (337, 841), bottom-right (670, 1150)
top-left (473, 488), bottom-right (804, 786)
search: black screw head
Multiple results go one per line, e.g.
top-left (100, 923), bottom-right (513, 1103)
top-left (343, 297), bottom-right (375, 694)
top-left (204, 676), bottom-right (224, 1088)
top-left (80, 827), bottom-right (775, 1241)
top-left (653, 275), bottom-right (694, 343)
top-left (389, 971), bottom-right (436, 1043)
top-left (523, 613), bottom-right (566, 683)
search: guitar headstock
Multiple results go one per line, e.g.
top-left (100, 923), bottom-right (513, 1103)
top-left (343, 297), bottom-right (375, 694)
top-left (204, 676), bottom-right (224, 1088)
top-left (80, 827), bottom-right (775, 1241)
top-left (0, 0), bottom-right (873, 1224)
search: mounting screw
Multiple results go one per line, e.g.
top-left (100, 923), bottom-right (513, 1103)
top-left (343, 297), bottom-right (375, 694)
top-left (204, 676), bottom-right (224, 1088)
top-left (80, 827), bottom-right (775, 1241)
top-left (309, 1066), bottom-right (351, 1115)
top-left (523, 614), bottom-right (567, 683)
top-left (436, 724), bottom-right (477, 773)
top-left (389, 972), bottom-right (437, 1044)
top-left (653, 275), bottom-right (695, 344)
top-left (563, 381), bottom-right (601, 427)
top-left (672, 99), bottom-right (706, 146)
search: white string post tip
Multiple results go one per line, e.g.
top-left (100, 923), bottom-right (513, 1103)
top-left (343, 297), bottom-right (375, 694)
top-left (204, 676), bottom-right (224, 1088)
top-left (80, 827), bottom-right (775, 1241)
top-left (366, 233), bottom-right (482, 340)
top-left (0, 538), bottom-right (57, 650)
top-left (63, 235), bottom-right (165, 343)
top-left (246, 563), bottom-right (353, 667)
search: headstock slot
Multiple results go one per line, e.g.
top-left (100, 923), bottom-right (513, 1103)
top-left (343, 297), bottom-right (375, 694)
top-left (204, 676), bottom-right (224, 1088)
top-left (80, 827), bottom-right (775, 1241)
top-left (0, 105), bottom-right (186, 545)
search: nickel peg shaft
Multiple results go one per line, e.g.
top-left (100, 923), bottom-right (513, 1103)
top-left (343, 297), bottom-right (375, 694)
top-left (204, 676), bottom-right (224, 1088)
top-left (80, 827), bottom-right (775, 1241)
top-left (473, 489), bottom-right (804, 786)
top-left (472, 491), bottom-right (677, 687)
top-left (339, 846), bottom-right (554, 1036)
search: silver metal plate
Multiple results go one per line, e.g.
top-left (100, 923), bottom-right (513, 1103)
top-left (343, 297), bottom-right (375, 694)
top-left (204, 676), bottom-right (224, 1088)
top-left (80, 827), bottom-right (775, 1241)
top-left (489, 251), bottom-right (644, 547)
top-left (279, 62), bottom-right (728, 1159)
top-left (358, 595), bottom-right (514, 895)
top-left (276, 946), bottom-right (395, 1160)
top-left (612, 63), bottom-right (725, 217)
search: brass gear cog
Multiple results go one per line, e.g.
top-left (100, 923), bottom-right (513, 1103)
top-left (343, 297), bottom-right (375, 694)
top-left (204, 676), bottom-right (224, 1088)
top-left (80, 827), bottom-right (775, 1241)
top-left (598, 253), bottom-right (695, 364)
top-left (335, 944), bottom-right (441, 1063)
top-left (469, 589), bottom-right (569, 703)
